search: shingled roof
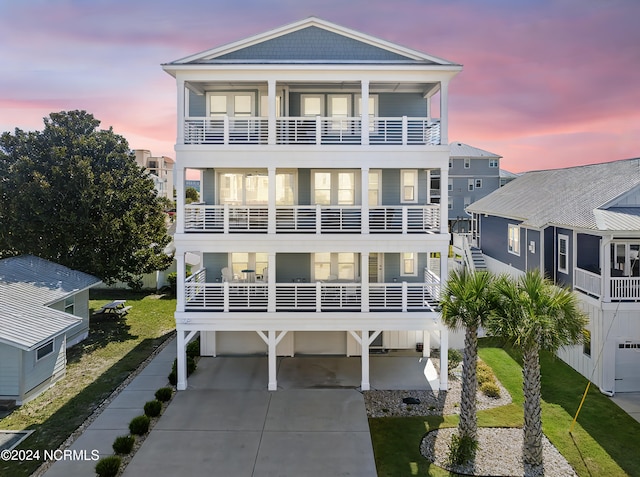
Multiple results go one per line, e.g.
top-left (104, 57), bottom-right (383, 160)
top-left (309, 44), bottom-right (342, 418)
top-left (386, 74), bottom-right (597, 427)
top-left (466, 158), bottom-right (640, 231)
top-left (0, 255), bottom-right (101, 350)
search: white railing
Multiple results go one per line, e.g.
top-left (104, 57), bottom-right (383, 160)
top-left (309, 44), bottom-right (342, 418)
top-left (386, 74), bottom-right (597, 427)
top-left (183, 116), bottom-right (440, 145)
top-left (185, 204), bottom-right (440, 233)
top-left (184, 117), bottom-right (268, 145)
top-left (574, 268), bottom-right (601, 298)
top-left (184, 282), bottom-right (439, 311)
top-left (184, 205), bottom-right (268, 232)
top-left (610, 276), bottom-right (640, 301)
top-left (424, 268), bottom-right (441, 302)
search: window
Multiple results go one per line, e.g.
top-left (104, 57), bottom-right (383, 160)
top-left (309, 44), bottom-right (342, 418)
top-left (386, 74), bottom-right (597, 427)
top-left (355, 95), bottom-right (378, 132)
top-left (209, 93), bottom-right (254, 117)
top-left (230, 253), bottom-right (268, 281)
top-left (558, 234), bottom-right (569, 274)
top-left (464, 158), bottom-right (470, 169)
top-left (401, 170), bottom-right (418, 203)
top-left (36, 340), bottom-right (54, 362)
top-left (489, 159), bottom-right (499, 168)
top-left (475, 179), bottom-right (483, 189)
top-left (448, 179), bottom-right (453, 191)
top-left (401, 253), bottom-right (417, 276)
top-left (313, 253), bottom-right (356, 281)
top-left (449, 159), bottom-right (453, 168)
top-left (312, 171), bottom-right (356, 205)
top-left (218, 172), bottom-right (268, 205)
top-left (64, 296), bottom-right (74, 315)
top-left (301, 95), bottom-right (324, 116)
top-left (368, 170), bottom-right (381, 206)
top-left (328, 95), bottom-right (350, 131)
top-left (448, 198), bottom-right (453, 210)
top-left (508, 224), bottom-right (520, 255)
top-left (467, 179), bottom-right (474, 191)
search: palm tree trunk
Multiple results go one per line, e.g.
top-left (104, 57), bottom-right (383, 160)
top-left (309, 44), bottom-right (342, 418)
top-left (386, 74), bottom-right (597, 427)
top-left (458, 325), bottom-right (478, 440)
top-left (522, 343), bottom-right (543, 466)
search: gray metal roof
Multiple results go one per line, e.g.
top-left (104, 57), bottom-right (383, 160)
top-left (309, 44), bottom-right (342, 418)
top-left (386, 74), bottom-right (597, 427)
top-left (467, 158), bottom-right (640, 231)
top-left (449, 142), bottom-right (501, 158)
top-left (0, 255), bottom-right (101, 350)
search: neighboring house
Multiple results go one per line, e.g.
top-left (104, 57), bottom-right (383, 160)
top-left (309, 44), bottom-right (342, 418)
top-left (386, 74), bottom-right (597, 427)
top-left (0, 255), bottom-right (101, 404)
top-left (499, 169), bottom-right (519, 187)
top-left (163, 16), bottom-right (463, 392)
top-left (465, 158), bottom-right (640, 394)
top-left (134, 149), bottom-right (175, 200)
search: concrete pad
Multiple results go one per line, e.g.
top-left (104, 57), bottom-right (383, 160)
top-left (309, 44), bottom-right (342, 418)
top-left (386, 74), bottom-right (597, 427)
top-left (254, 431), bottom-right (376, 477)
top-left (89, 407), bottom-right (143, 430)
top-left (108, 389), bottom-right (155, 409)
top-left (370, 356), bottom-right (438, 390)
top-left (610, 392), bottom-right (640, 423)
top-left (265, 389), bottom-right (369, 432)
top-left (277, 356), bottom-right (361, 388)
top-left (155, 390), bottom-right (270, 431)
top-left (123, 430), bottom-right (262, 477)
top-left (187, 357), bottom-right (269, 390)
top-left (43, 459), bottom-right (100, 477)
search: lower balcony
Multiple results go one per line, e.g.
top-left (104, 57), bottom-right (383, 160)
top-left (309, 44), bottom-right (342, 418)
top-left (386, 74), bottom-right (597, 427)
top-left (574, 267), bottom-right (640, 301)
top-left (184, 204), bottom-right (441, 234)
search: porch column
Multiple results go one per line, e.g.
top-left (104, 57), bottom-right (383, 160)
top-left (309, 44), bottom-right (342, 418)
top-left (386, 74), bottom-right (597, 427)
top-left (268, 167), bottom-right (276, 234)
top-left (361, 252), bottom-right (369, 312)
top-left (360, 79), bottom-right (370, 145)
top-left (439, 81), bottom-right (449, 145)
top-left (177, 78), bottom-right (185, 145)
top-left (175, 166), bottom-right (185, 234)
top-left (267, 79), bottom-right (276, 145)
top-left (176, 251), bottom-right (185, 312)
top-left (422, 330), bottom-right (430, 358)
top-left (267, 252), bottom-right (276, 312)
top-left (425, 169), bottom-right (431, 203)
top-left (603, 237), bottom-right (612, 301)
top-left (176, 330), bottom-right (187, 390)
top-left (439, 166), bottom-right (449, 235)
top-left (268, 331), bottom-right (278, 390)
top-left (361, 330), bottom-right (370, 391)
top-left (361, 167), bottom-right (369, 234)
top-left (439, 327), bottom-right (448, 390)
top-left (440, 245), bottom-right (449, 297)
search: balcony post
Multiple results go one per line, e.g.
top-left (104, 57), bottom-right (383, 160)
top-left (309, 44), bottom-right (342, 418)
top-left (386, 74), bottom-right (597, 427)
top-left (402, 281), bottom-right (408, 312)
top-left (223, 282), bottom-right (230, 311)
top-left (223, 115), bottom-right (230, 144)
top-left (439, 166), bottom-right (449, 234)
top-left (176, 252), bottom-right (185, 312)
top-left (361, 330), bottom-right (370, 391)
top-left (267, 253), bottom-right (276, 312)
top-left (360, 79), bottom-right (369, 145)
top-left (176, 330), bottom-right (187, 390)
top-left (361, 252), bottom-right (369, 312)
top-left (316, 282), bottom-right (322, 312)
top-left (315, 116), bottom-right (322, 144)
top-left (361, 168), bottom-right (369, 234)
top-left (177, 78), bottom-right (185, 145)
top-left (603, 238), bottom-right (612, 301)
top-left (267, 79), bottom-right (276, 145)
top-left (439, 327), bottom-right (448, 390)
top-left (223, 204), bottom-right (230, 234)
top-left (316, 204), bottom-right (322, 234)
top-left (402, 208), bottom-right (408, 235)
top-left (440, 81), bottom-right (449, 145)
top-left (268, 167), bottom-right (276, 234)
top-left (175, 166), bottom-right (185, 234)
top-left (268, 330), bottom-right (278, 391)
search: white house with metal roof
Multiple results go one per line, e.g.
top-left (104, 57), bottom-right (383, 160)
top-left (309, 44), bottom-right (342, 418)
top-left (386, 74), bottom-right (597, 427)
top-left (465, 158), bottom-right (640, 394)
top-left (0, 255), bottom-right (101, 404)
top-left (163, 16), bottom-right (463, 391)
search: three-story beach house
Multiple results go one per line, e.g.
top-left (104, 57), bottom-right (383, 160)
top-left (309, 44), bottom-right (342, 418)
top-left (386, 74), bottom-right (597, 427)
top-left (163, 17), bottom-right (462, 391)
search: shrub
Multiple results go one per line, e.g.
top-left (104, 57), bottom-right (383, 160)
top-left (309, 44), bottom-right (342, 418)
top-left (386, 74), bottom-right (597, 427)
top-left (168, 369), bottom-right (177, 385)
top-left (480, 381), bottom-right (501, 398)
top-left (186, 339), bottom-right (200, 358)
top-left (448, 349), bottom-right (463, 373)
top-left (168, 356), bottom-right (197, 385)
top-left (476, 361), bottom-right (494, 385)
top-left (167, 272), bottom-right (177, 295)
top-left (95, 455), bottom-right (121, 477)
top-left (144, 399), bottom-right (162, 418)
top-left (155, 387), bottom-right (173, 402)
top-left (187, 356), bottom-right (197, 375)
top-left (446, 433), bottom-right (478, 467)
top-left (129, 415), bottom-right (150, 435)
top-left (112, 435), bottom-right (135, 455)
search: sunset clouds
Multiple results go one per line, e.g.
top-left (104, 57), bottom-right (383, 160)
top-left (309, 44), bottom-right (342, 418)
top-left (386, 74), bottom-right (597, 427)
top-left (1, 0), bottom-right (638, 172)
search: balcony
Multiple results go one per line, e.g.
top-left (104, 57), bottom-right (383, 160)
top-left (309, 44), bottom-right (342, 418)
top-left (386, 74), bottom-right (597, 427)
top-left (184, 204), bottom-right (441, 234)
top-left (574, 267), bottom-right (640, 301)
top-left (183, 116), bottom-right (440, 146)
top-left (184, 269), bottom-right (440, 312)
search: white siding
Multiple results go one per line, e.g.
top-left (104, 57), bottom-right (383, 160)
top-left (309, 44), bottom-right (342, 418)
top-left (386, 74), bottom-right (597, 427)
top-left (294, 331), bottom-right (346, 355)
top-left (23, 335), bottom-right (66, 398)
top-left (0, 344), bottom-right (21, 397)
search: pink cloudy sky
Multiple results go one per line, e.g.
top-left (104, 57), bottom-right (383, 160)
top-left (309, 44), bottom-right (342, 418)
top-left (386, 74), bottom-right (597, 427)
top-left (1, 0), bottom-right (639, 173)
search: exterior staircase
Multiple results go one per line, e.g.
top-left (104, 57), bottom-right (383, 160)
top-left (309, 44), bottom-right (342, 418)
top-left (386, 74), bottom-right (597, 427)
top-left (470, 247), bottom-right (487, 271)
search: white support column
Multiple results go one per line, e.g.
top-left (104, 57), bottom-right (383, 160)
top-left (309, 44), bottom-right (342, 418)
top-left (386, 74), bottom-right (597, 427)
top-left (439, 166), bottom-right (449, 235)
top-left (175, 166), bottom-right (185, 234)
top-left (361, 167), bottom-right (369, 234)
top-left (268, 330), bottom-right (278, 390)
top-left (176, 330), bottom-right (187, 390)
top-left (361, 252), bottom-right (369, 312)
top-left (426, 169), bottom-right (431, 203)
top-left (268, 79), bottom-right (277, 145)
top-left (267, 252), bottom-right (276, 312)
top-left (603, 237), bottom-right (611, 301)
top-left (268, 167), bottom-right (276, 234)
top-left (422, 330), bottom-right (430, 357)
top-left (176, 252), bottom-right (185, 312)
top-left (440, 81), bottom-right (449, 145)
top-left (360, 79), bottom-right (369, 146)
top-left (426, 96), bottom-right (432, 122)
top-left (440, 245), bottom-right (449, 295)
top-left (361, 330), bottom-right (370, 391)
top-left (439, 327), bottom-right (448, 390)
top-left (176, 78), bottom-right (185, 145)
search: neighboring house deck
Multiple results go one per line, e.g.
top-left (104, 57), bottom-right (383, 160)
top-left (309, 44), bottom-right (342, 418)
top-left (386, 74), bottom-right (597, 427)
top-left (0, 255), bottom-right (101, 404)
top-left (465, 157), bottom-right (640, 393)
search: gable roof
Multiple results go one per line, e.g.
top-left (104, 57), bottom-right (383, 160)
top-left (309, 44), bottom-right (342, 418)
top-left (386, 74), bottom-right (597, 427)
top-left (168, 17), bottom-right (459, 66)
top-left (0, 255), bottom-right (101, 350)
top-left (450, 142), bottom-right (501, 159)
top-left (467, 158), bottom-right (640, 231)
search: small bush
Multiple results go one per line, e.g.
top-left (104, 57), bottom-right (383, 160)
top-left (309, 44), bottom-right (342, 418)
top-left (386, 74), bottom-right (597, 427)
top-left (446, 433), bottom-right (478, 467)
top-left (112, 435), bottom-right (135, 455)
top-left (480, 381), bottom-right (501, 398)
top-left (187, 356), bottom-right (197, 375)
top-left (155, 387), bottom-right (173, 402)
top-left (129, 415), bottom-right (150, 435)
top-left (168, 369), bottom-right (177, 385)
top-left (144, 399), bottom-right (162, 418)
top-left (476, 362), bottom-right (494, 385)
top-left (186, 338), bottom-right (200, 358)
top-left (448, 349), bottom-right (463, 373)
top-left (167, 272), bottom-right (177, 295)
top-left (95, 455), bottom-right (122, 477)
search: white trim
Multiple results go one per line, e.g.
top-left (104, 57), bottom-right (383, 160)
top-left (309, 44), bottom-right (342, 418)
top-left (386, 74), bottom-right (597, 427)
top-left (508, 224), bottom-right (521, 256)
top-left (558, 234), bottom-right (569, 274)
top-left (401, 169), bottom-right (418, 204)
top-left (400, 252), bottom-right (418, 277)
top-left (35, 339), bottom-right (54, 362)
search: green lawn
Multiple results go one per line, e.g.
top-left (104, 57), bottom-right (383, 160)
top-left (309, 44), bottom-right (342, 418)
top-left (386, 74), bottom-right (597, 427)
top-left (370, 339), bottom-right (640, 477)
top-left (0, 290), bottom-right (175, 477)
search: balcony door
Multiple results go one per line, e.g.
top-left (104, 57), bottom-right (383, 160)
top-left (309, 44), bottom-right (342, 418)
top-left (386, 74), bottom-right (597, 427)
top-left (209, 93), bottom-right (255, 118)
top-left (218, 170), bottom-right (295, 206)
top-left (312, 170), bottom-right (358, 205)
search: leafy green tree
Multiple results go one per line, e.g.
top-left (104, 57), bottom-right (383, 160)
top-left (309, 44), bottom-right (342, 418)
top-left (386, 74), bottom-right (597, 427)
top-left (0, 110), bottom-right (173, 285)
top-left (486, 270), bottom-right (586, 466)
top-left (185, 186), bottom-right (199, 204)
top-left (440, 269), bottom-right (496, 447)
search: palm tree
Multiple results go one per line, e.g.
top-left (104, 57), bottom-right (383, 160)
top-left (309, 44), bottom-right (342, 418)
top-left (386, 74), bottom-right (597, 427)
top-left (487, 270), bottom-right (586, 466)
top-left (440, 269), bottom-right (496, 442)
